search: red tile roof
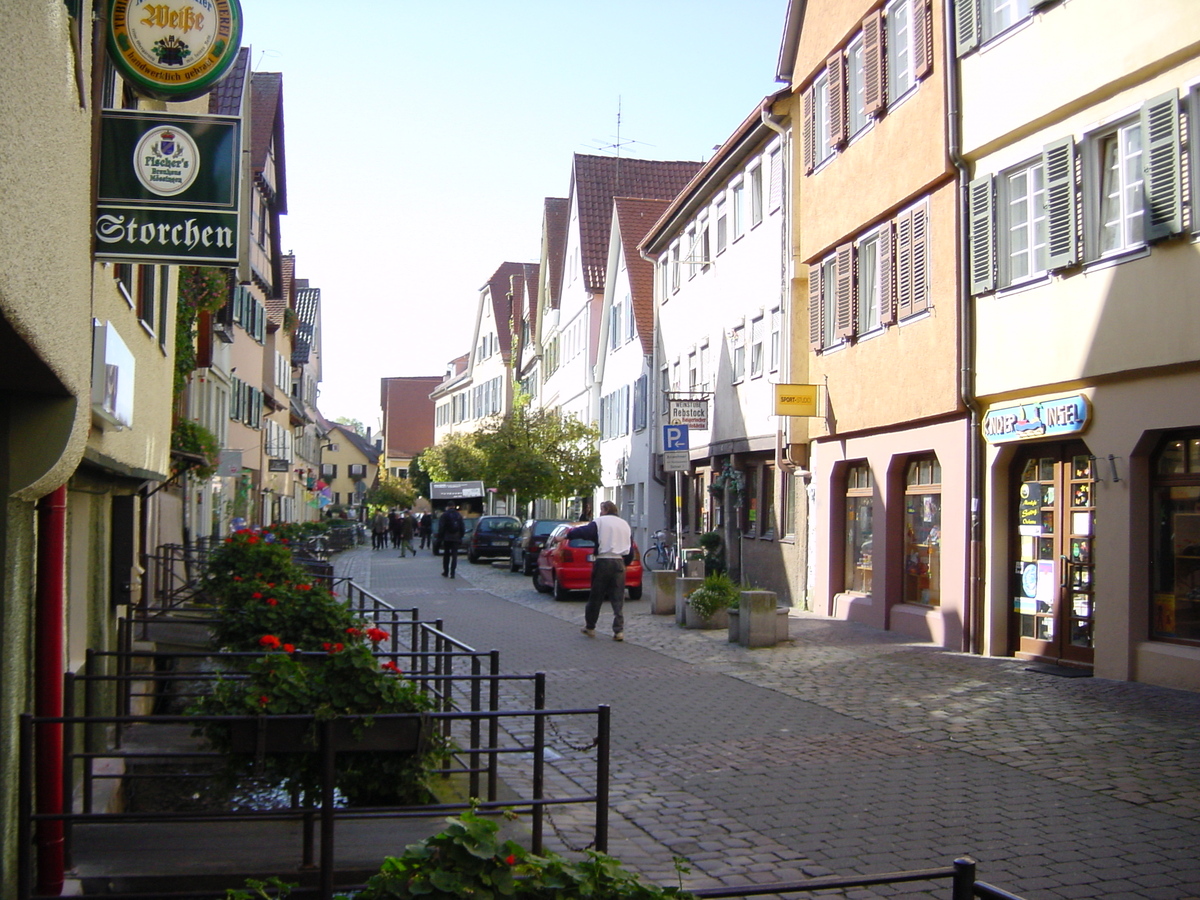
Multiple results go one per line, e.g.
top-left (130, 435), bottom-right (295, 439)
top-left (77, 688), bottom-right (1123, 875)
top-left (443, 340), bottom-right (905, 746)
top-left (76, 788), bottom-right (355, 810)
top-left (484, 262), bottom-right (525, 363)
top-left (208, 47), bottom-right (248, 116)
top-left (250, 71), bottom-right (287, 214)
top-left (571, 154), bottom-right (701, 294)
top-left (542, 198), bottom-right (569, 310)
top-left (613, 197), bottom-right (670, 357)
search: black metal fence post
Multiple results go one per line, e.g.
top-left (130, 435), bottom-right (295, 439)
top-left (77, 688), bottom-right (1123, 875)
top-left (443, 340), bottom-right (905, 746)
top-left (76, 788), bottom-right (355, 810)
top-left (953, 856), bottom-right (977, 900)
top-left (595, 704), bottom-right (610, 854)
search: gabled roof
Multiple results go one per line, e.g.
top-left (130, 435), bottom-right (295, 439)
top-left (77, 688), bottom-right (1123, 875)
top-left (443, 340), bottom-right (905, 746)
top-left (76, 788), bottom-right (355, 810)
top-left (613, 197), bottom-right (670, 357)
top-left (542, 198), bottom-right (569, 310)
top-left (641, 90), bottom-right (791, 256)
top-left (208, 47), bottom-right (249, 116)
top-left (249, 71), bottom-right (288, 214)
top-left (331, 423), bottom-right (380, 461)
top-left (571, 154), bottom-right (702, 294)
top-left (483, 262), bottom-right (525, 363)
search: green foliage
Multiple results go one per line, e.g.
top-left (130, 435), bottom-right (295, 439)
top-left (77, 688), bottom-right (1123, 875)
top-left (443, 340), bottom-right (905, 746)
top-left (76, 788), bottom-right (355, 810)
top-left (338, 809), bottom-right (695, 900)
top-left (227, 876), bottom-right (296, 899)
top-left (418, 432), bottom-right (487, 484)
top-left (193, 530), bottom-right (440, 806)
top-left (407, 454), bottom-right (432, 500)
top-left (367, 474), bottom-right (417, 511)
top-left (333, 416), bottom-right (364, 435)
top-left (685, 573), bottom-right (740, 620)
top-left (171, 419), bottom-right (221, 479)
top-left (475, 402), bottom-right (601, 508)
top-left (175, 266), bottom-right (230, 397)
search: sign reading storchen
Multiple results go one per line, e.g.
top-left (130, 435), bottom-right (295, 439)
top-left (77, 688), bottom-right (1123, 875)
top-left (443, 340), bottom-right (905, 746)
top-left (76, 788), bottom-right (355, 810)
top-left (96, 110), bottom-right (241, 265)
top-left (107, 0), bottom-right (243, 101)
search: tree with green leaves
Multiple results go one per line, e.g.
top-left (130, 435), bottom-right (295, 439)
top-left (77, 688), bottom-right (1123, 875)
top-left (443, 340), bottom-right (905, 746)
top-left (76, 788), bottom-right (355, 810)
top-left (366, 474), bottom-right (417, 511)
top-left (333, 416), bottom-right (366, 436)
top-left (416, 431), bottom-right (486, 484)
top-left (475, 400), bottom-right (600, 513)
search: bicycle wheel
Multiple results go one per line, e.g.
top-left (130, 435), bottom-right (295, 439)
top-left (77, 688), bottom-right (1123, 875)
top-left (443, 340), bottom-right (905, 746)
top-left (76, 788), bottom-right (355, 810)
top-left (642, 547), bottom-right (663, 571)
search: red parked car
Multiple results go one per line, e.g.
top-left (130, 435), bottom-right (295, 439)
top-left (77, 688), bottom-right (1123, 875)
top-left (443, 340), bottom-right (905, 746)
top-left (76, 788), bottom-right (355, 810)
top-left (532, 523), bottom-right (643, 602)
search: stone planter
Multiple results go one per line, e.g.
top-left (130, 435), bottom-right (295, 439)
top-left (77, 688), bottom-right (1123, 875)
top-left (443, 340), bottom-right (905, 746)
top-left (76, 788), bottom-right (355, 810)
top-left (650, 570), bottom-right (677, 615)
top-left (675, 576), bottom-right (703, 626)
top-left (683, 602), bottom-right (729, 630)
top-left (727, 608), bottom-right (740, 643)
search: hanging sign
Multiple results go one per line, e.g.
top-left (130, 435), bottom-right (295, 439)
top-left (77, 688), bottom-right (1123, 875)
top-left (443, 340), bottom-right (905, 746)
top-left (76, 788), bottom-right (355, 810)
top-left (107, 0), bottom-right (243, 101)
top-left (982, 394), bottom-right (1090, 444)
top-left (96, 110), bottom-right (241, 265)
top-left (668, 398), bottom-right (708, 430)
top-left (774, 384), bottom-right (822, 417)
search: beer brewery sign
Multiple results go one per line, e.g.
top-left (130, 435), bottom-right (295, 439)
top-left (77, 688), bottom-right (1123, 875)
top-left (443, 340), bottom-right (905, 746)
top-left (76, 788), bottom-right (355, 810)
top-left (96, 110), bottom-right (241, 265)
top-left (107, 0), bottom-right (243, 101)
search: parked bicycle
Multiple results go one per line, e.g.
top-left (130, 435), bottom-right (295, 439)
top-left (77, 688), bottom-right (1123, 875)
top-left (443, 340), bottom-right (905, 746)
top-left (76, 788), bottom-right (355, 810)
top-left (641, 529), bottom-right (678, 571)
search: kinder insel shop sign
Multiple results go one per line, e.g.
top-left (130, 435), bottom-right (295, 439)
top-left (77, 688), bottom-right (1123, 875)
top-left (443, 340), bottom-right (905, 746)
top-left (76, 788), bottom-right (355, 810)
top-left (982, 395), bottom-right (1091, 444)
top-left (107, 0), bottom-right (243, 101)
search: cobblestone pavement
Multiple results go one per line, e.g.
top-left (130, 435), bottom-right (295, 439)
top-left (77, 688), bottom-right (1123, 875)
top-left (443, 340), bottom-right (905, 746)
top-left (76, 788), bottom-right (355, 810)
top-left (335, 546), bottom-right (1200, 899)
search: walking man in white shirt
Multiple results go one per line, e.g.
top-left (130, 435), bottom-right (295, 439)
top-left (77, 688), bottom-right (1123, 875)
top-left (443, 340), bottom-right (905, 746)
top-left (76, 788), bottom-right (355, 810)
top-left (567, 501), bottom-right (632, 642)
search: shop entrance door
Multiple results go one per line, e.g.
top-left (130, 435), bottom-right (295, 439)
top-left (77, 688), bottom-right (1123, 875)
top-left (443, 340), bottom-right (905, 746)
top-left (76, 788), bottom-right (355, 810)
top-left (1010, 444), bottom-right (1095, 667)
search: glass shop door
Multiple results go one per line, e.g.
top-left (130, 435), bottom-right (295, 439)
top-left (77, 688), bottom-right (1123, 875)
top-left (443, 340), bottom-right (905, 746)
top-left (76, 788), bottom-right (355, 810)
top-left (1011, 443), bottom-right (1096, 667)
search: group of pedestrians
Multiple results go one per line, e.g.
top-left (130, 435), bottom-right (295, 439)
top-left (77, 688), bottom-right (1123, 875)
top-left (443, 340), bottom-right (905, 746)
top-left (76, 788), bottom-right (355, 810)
top-left (369, 508), bottom-right (432, 556)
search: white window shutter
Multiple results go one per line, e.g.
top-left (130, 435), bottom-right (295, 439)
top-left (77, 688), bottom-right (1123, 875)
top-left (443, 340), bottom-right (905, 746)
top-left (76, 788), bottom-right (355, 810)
top-left (968, 175), bottom-right (995, 294)
top-left (1042, 137), bottom-right (1078, 270)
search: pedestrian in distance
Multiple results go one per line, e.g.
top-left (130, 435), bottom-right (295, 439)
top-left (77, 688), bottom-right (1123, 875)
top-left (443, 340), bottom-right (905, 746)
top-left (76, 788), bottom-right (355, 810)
top-left (388, 509), bottom-right (402, 549)
top-left (398, 510), bottom-right (417, 557)
top-left (438, 504), bottom-right (465, 578)
top-left (417, 511), bottom-right (433, 549)
top-left (569, 500), bottom-right (632, 642)
top-left (371, 509), bottom-right (389, 551)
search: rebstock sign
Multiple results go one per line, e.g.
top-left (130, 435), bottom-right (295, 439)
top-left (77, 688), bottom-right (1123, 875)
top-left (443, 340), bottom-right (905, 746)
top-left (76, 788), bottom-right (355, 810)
top-left (96, 110), bottom-right (241, 266)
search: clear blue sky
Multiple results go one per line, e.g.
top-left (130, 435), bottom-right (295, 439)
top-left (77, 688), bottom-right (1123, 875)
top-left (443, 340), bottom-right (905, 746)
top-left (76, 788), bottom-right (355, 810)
top-left (239, 0), bottom-right (791, 434)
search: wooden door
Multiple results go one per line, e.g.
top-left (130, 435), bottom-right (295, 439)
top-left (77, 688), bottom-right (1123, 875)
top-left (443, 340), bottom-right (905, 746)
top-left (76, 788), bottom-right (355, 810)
top-left (1011, 443), bottom-right (1095, 667)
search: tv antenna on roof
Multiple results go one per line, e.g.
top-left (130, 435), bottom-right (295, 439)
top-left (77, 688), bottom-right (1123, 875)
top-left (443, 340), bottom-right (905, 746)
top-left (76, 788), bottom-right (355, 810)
top-left (584, 97), bottom-right (654, 157)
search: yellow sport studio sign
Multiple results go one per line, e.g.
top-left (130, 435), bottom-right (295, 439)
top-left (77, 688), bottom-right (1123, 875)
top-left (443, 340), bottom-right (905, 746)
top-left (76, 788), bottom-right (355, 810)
top-left (108, 0), bottom-right (243, 101)
top-left (774, 384), bottom-right (822, 417)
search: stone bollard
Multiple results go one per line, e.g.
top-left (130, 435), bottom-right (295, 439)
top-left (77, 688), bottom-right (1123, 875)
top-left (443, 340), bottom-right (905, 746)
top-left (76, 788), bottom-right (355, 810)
top-left (740, 590), bottom-right (779, 648)
top-left (650, 570), bottom-right (677, 615)
top-left (676, 576), bottom-right (703, 626)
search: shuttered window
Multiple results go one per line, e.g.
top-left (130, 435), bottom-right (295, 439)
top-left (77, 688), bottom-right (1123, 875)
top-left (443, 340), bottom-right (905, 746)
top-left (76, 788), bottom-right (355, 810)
top-left (828, 52), bottom-right (847, 149)
top-left (895, 202), bottom-right (930, 318)
top-left (835, 243), bottom-right (855, 340)
top-left (862, 10), bottom-right (884, 117)
top-left (1141, 89), bottom-right (1182, 241)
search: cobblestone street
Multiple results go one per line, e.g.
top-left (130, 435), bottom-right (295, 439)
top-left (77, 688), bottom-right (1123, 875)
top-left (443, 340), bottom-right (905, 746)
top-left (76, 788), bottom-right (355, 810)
top-left (335, 547), bottom-right (1200, 899)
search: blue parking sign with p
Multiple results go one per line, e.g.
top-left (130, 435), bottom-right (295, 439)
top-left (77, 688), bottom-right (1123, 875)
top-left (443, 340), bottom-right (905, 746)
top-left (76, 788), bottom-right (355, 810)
top-left (663, 424), bottom-right (689, 451)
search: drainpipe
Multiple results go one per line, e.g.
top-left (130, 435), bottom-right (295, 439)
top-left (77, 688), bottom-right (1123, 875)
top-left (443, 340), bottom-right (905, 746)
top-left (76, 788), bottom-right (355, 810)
top-left (944, 0), bottom-right (983, 654)
top-left (35, 484), bottom-right (68, 895)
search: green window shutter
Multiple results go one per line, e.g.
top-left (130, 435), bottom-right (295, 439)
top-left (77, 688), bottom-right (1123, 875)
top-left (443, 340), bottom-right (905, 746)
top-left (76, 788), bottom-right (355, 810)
top-left (808, 264), bottom-right (823, 349)
top-left (955, 0), bottom-right (979, 57)
top-left (835, 243), bottom-right (855, 339)
top-left (1043, 137), bottom-right (1078, 270)
top-left (968, 175), bottom-right (995, 294)
top-left (1141, 89), bottom-right (1182, 242)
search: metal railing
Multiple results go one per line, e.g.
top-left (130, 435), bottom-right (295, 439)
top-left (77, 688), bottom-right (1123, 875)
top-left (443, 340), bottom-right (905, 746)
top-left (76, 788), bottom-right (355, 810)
top-left (18, 701), bottom-right (611, 900)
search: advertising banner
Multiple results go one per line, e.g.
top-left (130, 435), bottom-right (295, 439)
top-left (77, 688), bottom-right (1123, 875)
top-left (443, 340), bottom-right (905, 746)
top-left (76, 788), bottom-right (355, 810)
top-left (96, 110), bottom-right (241, 265)
top-left (668, 398), bottom-right (709, 430)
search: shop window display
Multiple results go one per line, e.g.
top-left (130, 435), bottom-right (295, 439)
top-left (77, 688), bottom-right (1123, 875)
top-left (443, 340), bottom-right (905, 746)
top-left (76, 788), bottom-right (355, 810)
top-left (1152, 435), bottom-right (1200, 643)
top-left (904, 456), bottom-right (941, 606)
top-left (844, 463), bottom-right (874, 593)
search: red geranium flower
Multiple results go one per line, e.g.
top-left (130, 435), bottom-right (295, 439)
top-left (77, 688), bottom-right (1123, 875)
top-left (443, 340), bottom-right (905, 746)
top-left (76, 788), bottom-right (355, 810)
top-left (505, 854), bottom-right (517, 866)
top-left (283, 643), bottom-right (295, 653)
top-left (381, 661), bottom-right (401, 674)
top-left (252, 592), bottom-right (263, 599)
top-left (259, 695), bottom-right (270, 707)
top-left (297, 584), bottom-right (312, 591)
top-left (266, 597), bottom-right (278, 606)
top-left (345, 627), bottom-right (361, 637)
top-left (259, 634), bottom-right (282, 650)
top-left (366, 628), bottom-right (389, 643)
top-left (322, 642), bottom-right (345, 654)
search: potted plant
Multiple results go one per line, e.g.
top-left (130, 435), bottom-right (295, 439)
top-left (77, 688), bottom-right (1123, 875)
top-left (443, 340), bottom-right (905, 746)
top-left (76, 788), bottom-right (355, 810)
top-left (683, 572), bottom-right (739, 629)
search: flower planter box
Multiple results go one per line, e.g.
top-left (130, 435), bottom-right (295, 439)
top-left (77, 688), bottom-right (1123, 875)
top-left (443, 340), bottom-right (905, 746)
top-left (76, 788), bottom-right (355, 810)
top-left (229, 715), bottom-right (423, 753)
top-left (683, 602), bottom-right (729, 630)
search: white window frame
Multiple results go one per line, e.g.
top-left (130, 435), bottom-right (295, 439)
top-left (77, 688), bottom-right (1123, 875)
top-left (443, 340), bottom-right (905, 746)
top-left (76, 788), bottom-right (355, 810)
top-left (999, 158), bottom-right (1049, 286)
top-left (821, 255), bottom-right (839, 348)
top-left (813, 69), bottom-right (833, 167)
top-left (847, 34), bottom-right (868, 137)
top-left (1087, 117), bottom-right (1145, 261)
top-left (731, 325), bottom-right (746, 383)
top-left (731, 178), bottom-right (745, 240)
top-left (856, 229), bottom-right (885, 335)
top-left (885, 0), bottom-right (915, 103)
top-left (750, 315), bottom-right (765, 379)
top-left (750, 163), bottom-right (764, 227)
top-left (769, 308), bottom-right (781, 373)
top-left (982, 0), bottom-right (1032, 44)
top-left (716, 196), bottom-right (728, 254)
